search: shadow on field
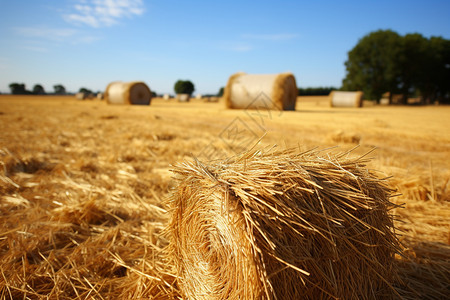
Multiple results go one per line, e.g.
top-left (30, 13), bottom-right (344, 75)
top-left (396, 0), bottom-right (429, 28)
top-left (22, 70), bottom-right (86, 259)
top-left (396, 240), bottom-right (450, 299)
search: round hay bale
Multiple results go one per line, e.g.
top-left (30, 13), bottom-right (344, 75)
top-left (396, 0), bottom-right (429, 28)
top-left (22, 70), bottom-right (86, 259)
top-left (177, 94), bottom-right (190, 102)
top-left (329, 91), bottom-right (363, 107)
top-left (105, 81), bottom-right (152, 105)
top-left (168, 148), bottom-right (401, 299)
top-left (223, 72), bottom-right (297, 110)
top-left (75, 92), bottom-right (87, 100)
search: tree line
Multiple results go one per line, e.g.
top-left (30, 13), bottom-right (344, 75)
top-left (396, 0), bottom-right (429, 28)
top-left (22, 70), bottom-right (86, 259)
top-left (8, 83), bottom-right (69, 95)
top-left (342, 30), bottom-right (450, 104)
top-left (298, 87), bottom-right (337, 96)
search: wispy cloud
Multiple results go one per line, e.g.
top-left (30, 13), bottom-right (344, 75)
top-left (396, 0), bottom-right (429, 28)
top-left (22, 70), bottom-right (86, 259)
top-left (64, 0), bottom-right (145, 28)
top-left (15, 26), bottom-right (78, 41)
top-left (13, 25), bottom-right (101, 52)
top-left (19, 45), bottom-right (50, 53)
top-left (242, 33), bottom-right (299, 41)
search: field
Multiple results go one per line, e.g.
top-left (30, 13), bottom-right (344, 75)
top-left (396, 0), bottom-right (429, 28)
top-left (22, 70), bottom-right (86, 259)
top-left (0, 95), bottom-right (449, 299)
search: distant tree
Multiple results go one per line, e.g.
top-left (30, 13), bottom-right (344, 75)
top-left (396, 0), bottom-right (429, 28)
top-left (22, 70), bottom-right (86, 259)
top-left (54, 84), bottom-right (66, 95)
top-left (396, 33), bottom-right (431, 104)
top-left (343, 30), bottom-right (450, 104)
top-left (9, 83), bottom-right (28, 94)
top-left (342, 30), bottom-right (403, 103)
top-left (217, 87), bottom-right (224, 97)
top-left (298, 86), bottom-right (337, 96)
top-left (174, 80), bottom-right (195, 95)
top-left (33, 84), bottom-right (45, 95)
top-left (425, 36), bottom-right (450, 104)
top-left (79, 87), bottom-right (93, 94)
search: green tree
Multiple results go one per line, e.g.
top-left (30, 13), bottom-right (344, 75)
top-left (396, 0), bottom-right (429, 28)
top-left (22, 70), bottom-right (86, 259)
top-left (9, 83), bottom-right (28, 94)
top-left (427, 37), bottom-right (450, 104)
top-left (217, 87), bottom-right (224, 97)
top-left (174, 80), bottom-right (195, 96)
top-left (54, 84), bottom-right (66, 95)
top-left (79, 87), bottom-right (93, 94)
top-left (33, 84), bottom-right (45, 95)
top-left (397, 33), bottom-right (431, 104)
top-left (298, 87), bottom-right (337, 96)
top-left (342, 30), bottom-right (403, 103)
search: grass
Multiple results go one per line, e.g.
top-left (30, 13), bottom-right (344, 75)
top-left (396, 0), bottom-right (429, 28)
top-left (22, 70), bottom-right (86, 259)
top-left (0, 95), bottom-right (449, 299)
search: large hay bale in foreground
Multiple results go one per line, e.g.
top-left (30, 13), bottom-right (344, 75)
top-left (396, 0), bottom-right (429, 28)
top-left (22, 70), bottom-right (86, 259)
top-left (105, 81), bottom-right (152, 105)
top-left (223, 72), bottom-right (297, 110)
top-left (168, 148), bottom-right (401, 299)
top-left (329, 91), bottom-right (364, 107)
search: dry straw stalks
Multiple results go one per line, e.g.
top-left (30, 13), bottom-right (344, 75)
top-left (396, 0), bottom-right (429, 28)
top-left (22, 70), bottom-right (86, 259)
top-left (168, 147), bottom-right (403, 299)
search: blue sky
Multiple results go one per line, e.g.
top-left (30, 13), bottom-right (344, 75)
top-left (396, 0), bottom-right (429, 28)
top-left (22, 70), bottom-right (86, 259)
top-left (0, 0), bottom-right (449, 95)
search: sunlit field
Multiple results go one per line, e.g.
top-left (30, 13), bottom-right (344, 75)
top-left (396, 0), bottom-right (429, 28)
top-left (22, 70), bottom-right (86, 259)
top-left (0, 95), bottom-right (449, 299)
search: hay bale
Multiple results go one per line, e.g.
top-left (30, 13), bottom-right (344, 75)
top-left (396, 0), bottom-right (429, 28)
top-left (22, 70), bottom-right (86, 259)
top-left (329, 130), bottom-right (361, 144)
top-left (75, 92), bottom-right (87, 100)
top-left (163, 94), bottom-right (171, 100)
top-left (168, 148), bottom-right (401, 299)
top-left (223, 72), bottom-right (297, 110)
top-left (177, 94), bottom-right (190, 102)
top-left (105, 81), bottom-right (152, 105)
top-left (329, 91), bottom-right (363, 107)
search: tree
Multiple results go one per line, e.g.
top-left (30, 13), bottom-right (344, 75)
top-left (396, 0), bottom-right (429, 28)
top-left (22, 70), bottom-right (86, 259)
top-left (298, 86), bottom-right (337, 96)
top-left (174, 80), bottom-right (195, 96)
top-left (54, 84), bottom-right (66, 95)
top-left (79, 87), bottom-right (93, 94)
top-left (342, 30), bottom-right (403, 103)
top-left (9, 83), bottom-right (28, 94)
top-left (33, 84), bottom-right (45, 95)
top-left (217, 87), bottom-right (224, 97)
top-left (396, 33), bottom-right (431, 104)
top-left (427, 37), bottom-right (450, 104)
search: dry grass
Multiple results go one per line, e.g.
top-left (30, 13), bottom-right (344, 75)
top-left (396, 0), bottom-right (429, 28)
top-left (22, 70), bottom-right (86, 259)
top-left (0, 95), bottom-right (449, 299)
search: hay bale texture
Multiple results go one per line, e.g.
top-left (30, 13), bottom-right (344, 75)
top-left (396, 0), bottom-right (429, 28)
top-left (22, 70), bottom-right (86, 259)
top-left (223, 73), bottom-right (297, 110)
top-left (105, 81), bottom-right (152, 105)
top-left (329, 91), bottom-right (364, 107)
top-left (168, 148), bottom-right (401, 299)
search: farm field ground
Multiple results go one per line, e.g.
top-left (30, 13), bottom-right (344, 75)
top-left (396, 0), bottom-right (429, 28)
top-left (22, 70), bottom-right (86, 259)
top-left (0, 95), bottom-right (449, 299)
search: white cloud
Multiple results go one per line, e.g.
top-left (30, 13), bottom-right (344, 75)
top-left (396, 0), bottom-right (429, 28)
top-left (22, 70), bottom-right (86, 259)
top-left (19, 45), bottom-right (49, 53)
top-left (64, 0), bottom-right (145, 28)
top-left (242, 33), bottom-right (299, 41)
top-left (14, 26), bottom-right (100, 47)
top-left (15, 26), bottom-right (78, 41)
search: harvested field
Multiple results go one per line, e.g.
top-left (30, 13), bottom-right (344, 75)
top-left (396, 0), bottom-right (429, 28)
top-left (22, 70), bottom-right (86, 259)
top-left (0, 95), bottom-right (449, 299)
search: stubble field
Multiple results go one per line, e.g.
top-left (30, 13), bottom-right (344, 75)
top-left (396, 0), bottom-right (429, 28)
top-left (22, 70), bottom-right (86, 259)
top-left (0, 95), bottom-right (449, 299)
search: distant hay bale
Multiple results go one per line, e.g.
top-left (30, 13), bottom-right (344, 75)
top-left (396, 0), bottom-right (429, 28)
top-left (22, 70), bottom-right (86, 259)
top-left (105, 81), bottom-right (152, 105)
top-left (195, 94), bottom-right (202, 100)
top-left (75, 92), bottom-right (87, 100)
top-left (329, 130), bottom-right (361, 144)
top-left (223, 72), bottom-right (297, 110)
top-left (96, 93), bottom-right (103, 100)
top-left (329, 91), bottom-right (363, 107)
top-left (163, 94), bottom-right (171, 100)
top-left (177, 94), bottom-right (190, 102)
top-left (168, 148), bottom-right (401, 299)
